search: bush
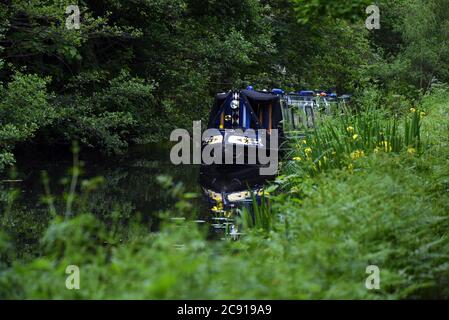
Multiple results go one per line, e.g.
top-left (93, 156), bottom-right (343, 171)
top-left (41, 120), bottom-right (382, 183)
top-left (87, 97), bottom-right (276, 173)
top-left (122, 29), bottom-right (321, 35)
top-left (0, 73), bottom-right (55, 170)
top-left (47, 70), bottom-right (158, 155)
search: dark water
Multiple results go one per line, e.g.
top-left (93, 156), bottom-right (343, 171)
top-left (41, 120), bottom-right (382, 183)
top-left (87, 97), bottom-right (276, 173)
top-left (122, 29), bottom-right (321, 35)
top-left (1, 143), bottom-right (265, 257)
top-left (13, 143), bottom-right (206, 216)
top-left (0, 144), bottom-right (213, 256)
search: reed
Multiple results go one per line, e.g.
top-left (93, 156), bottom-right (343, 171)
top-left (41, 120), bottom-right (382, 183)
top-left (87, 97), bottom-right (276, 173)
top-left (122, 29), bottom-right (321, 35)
top-left (289, 104), bottom-right (424, 175)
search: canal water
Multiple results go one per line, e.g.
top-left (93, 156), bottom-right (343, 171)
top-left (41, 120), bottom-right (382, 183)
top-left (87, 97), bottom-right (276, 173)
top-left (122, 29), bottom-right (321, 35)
top-left (0, 143), bottom-right (267, 258)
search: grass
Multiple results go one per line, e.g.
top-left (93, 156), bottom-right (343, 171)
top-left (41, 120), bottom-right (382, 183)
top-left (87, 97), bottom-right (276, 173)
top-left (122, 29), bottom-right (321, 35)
top-left (240, 192), bottom-right (273, 233)
top-left (0, 88), bottom-right (448, 299)
top-left (287, 101), bottom-right (424, 175)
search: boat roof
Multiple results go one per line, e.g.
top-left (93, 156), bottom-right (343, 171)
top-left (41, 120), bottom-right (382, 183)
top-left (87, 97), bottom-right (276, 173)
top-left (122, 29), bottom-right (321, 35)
top-left (215, 89), bottom-right (281, 104)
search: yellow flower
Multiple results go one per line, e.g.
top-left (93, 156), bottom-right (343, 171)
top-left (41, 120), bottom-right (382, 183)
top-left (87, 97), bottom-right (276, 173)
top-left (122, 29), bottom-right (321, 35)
top-left (305, 147), bottom-right (312, 155)
top-left (350, 150), bottom-right (365, 160)
top-left (211, 203), bottom-right (223, 212)
top-left (293, 156), bottom-right (302, 161)
top-left (410, 107), bottom-right (416, 113)
top-left (420, 111), bottom-right (426, 118)
top-left (352, 134), bottom-right (359, 140)
top-left (347, 163), bottom-right (354, 172)
top-left (407, 147), bottom-right (416, 155)
top-left (346, 126), bottom-right (354, 133)
top-left (258, 190), bottom-right (270, 197)
top-left (224, 210), bottom-right (233, 218)
top-left (374, 147), bottom-right (380, 153)
top-left (301, 139), bottom-right (307, 145)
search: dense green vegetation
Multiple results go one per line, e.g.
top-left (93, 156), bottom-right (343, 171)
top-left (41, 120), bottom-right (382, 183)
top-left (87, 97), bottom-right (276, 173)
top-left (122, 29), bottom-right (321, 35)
top-left (1, 86), bottom-right (448, 299)
top-left (1, 0), bottom-right (449, 299)
top-left (1, 0), bottom-right (449, 170)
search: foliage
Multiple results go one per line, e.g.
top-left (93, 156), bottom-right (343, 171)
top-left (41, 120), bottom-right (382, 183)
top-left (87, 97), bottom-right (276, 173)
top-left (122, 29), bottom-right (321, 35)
top-left (0, 0), bottom-right (448, 300)
top-left (0, 0), bottom-right (447, 172)
top-left (300, 19), bottom-right (373, 92)
top-left (241, 193), bottom-right (273, 232)
top-left (0, 0), bottom-right (292, 169)
top-left (287, 95), bottom-right (424, 175)
top-left (57, 70), bottom-right (157, 154)
top-left (0, 73), bottom-right (55, 170)
top-left (368, 0), bottom-right (449, 96)
top-left (1, 91), bottom-right (448, 299)
top-left (291, 0), bottom-right (372, 24)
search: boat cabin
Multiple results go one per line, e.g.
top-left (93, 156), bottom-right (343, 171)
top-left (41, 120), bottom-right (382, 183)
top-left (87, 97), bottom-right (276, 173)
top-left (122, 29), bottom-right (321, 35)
top-left (207, 89), bottom-right (283, 134)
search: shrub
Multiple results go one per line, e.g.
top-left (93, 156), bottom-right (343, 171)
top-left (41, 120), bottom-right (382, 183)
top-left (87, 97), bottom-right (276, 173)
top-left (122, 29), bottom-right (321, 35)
top-left (0, 73), bottom-right (55, 170)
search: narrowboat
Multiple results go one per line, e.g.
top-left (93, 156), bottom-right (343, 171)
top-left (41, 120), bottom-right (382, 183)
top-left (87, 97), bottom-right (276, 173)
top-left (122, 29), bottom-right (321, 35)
top-left (199, 88), bottom-right (282, 215)
top-left (202, 88), bottom-right (284, 168)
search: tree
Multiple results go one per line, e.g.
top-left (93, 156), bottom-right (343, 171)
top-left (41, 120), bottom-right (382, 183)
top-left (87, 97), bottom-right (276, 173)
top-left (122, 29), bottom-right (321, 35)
top-left (291, 0), bottom-right (372, 24)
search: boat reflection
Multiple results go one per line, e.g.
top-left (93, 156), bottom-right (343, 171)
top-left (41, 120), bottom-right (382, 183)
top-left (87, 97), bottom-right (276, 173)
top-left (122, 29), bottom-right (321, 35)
top-left (199, 164), bottom-right (272, 239)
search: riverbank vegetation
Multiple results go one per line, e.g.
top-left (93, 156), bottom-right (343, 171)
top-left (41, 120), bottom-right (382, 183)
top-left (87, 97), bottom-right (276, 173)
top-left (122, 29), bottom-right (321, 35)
top-left (1, 85), bottom-right (448, 299)
top-left (1, 0), bottom-right (449, 299)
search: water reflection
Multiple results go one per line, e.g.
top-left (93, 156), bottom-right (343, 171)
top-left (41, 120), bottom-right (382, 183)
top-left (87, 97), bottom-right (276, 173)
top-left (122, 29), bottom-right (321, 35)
top-left (199, 164), bottom-right (271, 239)
top-left (1, 144), bottom-right (205, 256)
top-left (1, 144), bottom-right (272, 256)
